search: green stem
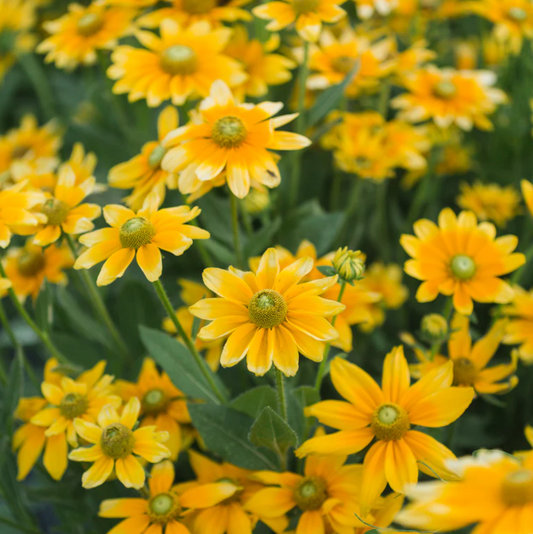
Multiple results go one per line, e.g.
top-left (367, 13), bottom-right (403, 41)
top-left (65, 235), bottom-right (129, 360)
top-left (275, 368), bottom-right (288, 422)
top-left (429, 297), bottom-right (453, 360)
top-left (314, 281), bottom-right (347, 392)
top-left (378, 79), bottom-right (391, 118)
top-left (230, 193), bottom-right (244, 269)
top-left (152, 279), bottom-right (226, 404)
top-left (336, 178), bottom-right (363, 247)
top-left (289, 40), bottom-right (310, 210)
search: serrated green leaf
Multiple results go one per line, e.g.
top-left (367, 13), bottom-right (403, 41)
top-left (189, 404), bottom-right (278, 470)
top-left (231, 386), bottom-right (278, 419)
top-left (249, 406), bottom-right (298, 459)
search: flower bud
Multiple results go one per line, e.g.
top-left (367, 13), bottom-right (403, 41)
top-left (243, 189), bottom-right (270, 214)
top-left (421, 313), bottom-right (448, 342)
top-left (332, 247), bottom-right (365, 282)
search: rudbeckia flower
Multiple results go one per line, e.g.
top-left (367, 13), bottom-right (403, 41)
top-left (401, 208), bottom-right (526, 315)
top-left (3, 241), bottom-right (73, 301)
top-left (73, 192), bottom-right (210, 286)
top-left (107, 19), bottom-right (246, 107)
top-left (69, 397), bottom-right (170, 489)
top-left (396, 450), bottom-right (533, 534)
top-left (115, 357), bottom-right (191, 460)
top-left (161, 80), bottom-right (311, 199)
top-left (501, 284), bottom-right (533, 364)
top-left (37, 2), bottom-right (136, 70)
top-left (99, 460), bottom-right (191, 534)
top-left (253, 0), bottom-right (347, 43)
top-left (189, 247), bottom-right (345, 376)
top-left (296, 347), bottom-right (475, 511)
top-left (29, 361), bottom-right (121, 481)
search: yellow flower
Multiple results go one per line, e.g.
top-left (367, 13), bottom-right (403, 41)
top-left (392, 66), bottom-right (507, 130)
top-left (162, 279), bottom-right (223, 372)
top-left (37, 2), bottom-right (136, 70)
top-left (296, 347), bottom-right (475, 511)
top-left (137, 0), bottom-right (252, 29)
top-left (392, 40), bottom-right (436, 82)
top-left (115, 358), bottom-right (191, 460)
top-left (0, 0), bottom-right (35, 34)
top-left (161, 80), bottom-right (311, 199)
top-left (401, 208), bottom-right (526, 315)
top-left (224, 27), bottom-right (296, 99)
top-left (396, 450), bottom-right (533, 534)
top-left (61, 142), bottom-right (98, 187)
top-left (189, 247), bottom-right (345, 377)
top-left (243, 188), bottom-right (270, 214)
top-left (73, 192), bottom-right (210, 286)
top-left (522, 179), bottom-right (533, 217)
top-left (109, 106), bottom-right (180, 211)
top-left (99, 460), bottom-right (191, 534)
top-left (501, 284), bottom-right (533, 363)
top-left (354, 0), bottom-right (399, 19)
top-left (3, 241), bottom-right (73, 301)
top-left (107, 19), bottom-right (246, 107)
top-left (456, 181), bottom-right (521, 227)
top-left (69, 397), bottom-right (170, 489)
top-left (253, 0), bottom-right (347, 43)
top-left (9, 158), bottom-right (58, 191)
top-left (363, 262), bottom-right (409, 312)
top-left (29, 361), bottom-right (121, 481)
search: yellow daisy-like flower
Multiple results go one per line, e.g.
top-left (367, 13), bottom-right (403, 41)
top-left (501, 284), bottom-right (533, 364)
top-left (109, 106), bottom-right (179, 211)
top-left (115, 358), bottom-right (191, 461)
top-left (253, 0), bottom-right (347, 43)
top-left (69, 397), bottom-right (170, 489)
top-left (296, 347), bottom-right (475, 511)
top-left (3, 241), bottom-right (73, 301)
top-left (456, 181), bottom-right (521, 227)
top-left (411, 313), bottom-right (518, 395)
top-left (61, 142), bottom-right (98, 187)
top-left (37, 2), bottom-right (136, 70)
top-left (9, 158), bottom-right (58, 191)
top-left (107, 19), bottom-right (246, 107)
top-left (225, 27), bottom-right (296, 99)
top-left (161, 80), bottom-right (311, 199)
top-left (364, 262), bottom-right (409, 312)
top-left (522, 179), bottom-right (533, 217)
top-left (0, 0), bottom-right (35, 34)
top-left (392, 66), bottom-right (507, 130)
top-left (396, 450), bottom-right (533, 534)
top-left (392, 40), bottom-right (436, 82)
top-left (401, 208), bottom-right (526, 315)
top-left (31, 164), bottom-right (101, 246)
top-left (99, 460), bottom-right (191, 534)
top-left (73, 192), bottom-right (210, 286)
top-left (29, 361), bottom-right (121, 481)
top-left (189, 247), bottom-right (345, 377)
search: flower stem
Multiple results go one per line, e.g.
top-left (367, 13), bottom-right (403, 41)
top-left (275, 368), bottom-right (288, 422)
top-left (289, 40), bottom-right (310, 210)
top-left (18, 53), bottom-right (56, 120)
top-left (152, 279), bottom-right (226, 404)
top-left (65, 235), bottom-right (129, 360)
top-left (429, 296), bottom-right (453, 360)
top-left (230, 193), bottom-right (244, 269)
top-left (314, 281), bottom-right (347, 392)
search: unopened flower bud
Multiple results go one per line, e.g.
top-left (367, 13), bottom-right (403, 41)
top-left (243, 189), bottom-right (270, 214)
top-left (421, 313), bottom-right (448, 341)
top-left (332, 247), bottom-right (365, 282)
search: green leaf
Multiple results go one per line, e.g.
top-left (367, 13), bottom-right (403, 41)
top-left (243, 217), bottom-right (282, 257)
top-left (2, 349), bottom-right (23, 433)
top-left (231, 386), bottom-right (278, 419)
top-left (34, 281), bottom-right (52, 335)
top-left (289, 386), bottom-right (321, 442)
top-left (249, 406), bottom-right (298, 459)
top-left (140, 326), bottom-right (226, 404)
top-left (202, 239), bottom-right (235, 266)
top-left (306, 59), bottom-right (360, 127)
top-left (189, 403), bottom-right (278, 470)
top-left (317, 265), bottom-right (337, 277)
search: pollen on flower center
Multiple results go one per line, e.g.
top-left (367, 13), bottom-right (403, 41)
top-left (211, 116), bottom-right (247, 148)
top-left (100, 422), bottom-right (135, 459)
top-left (371, 403), bottom-right (410, 441)
top-left (508, 7), bottom-right (528, 21)
top-left (142, 388), bottom-right (168, 413)
top-left (160, 45), bottom-right (198, 76)
top-left (293, 0), bottom-right (321, 14)
top-left (294, 476), bottom-right (328, 511)
top-left (248, 289), bottom-right (288, 329)
top-left (59, 392), bottom-right (89, 419)
top-left (450, 254), bottom-right (476, 280)
top-left (453, 357), bottom-right (477, 386)
top-left (501, 469), bottom-right (533, 506)
top-left (17, 251), bottom-right (45, 277)
top-left (433, 80), bottom-right (457, 99)
top-left (182, 0), bottom-right (217, 14)
top-left (41, 198), bottom-right (70, 226)
top-left (332, 56), bottom-right (356, 74)
top-left (148, 145), bottom-right (167, 168)
top-left (76, 13), bottom-right (104, 37)
top-left (119, 217), bottom-right (156, 249)
top-left (148, 492), bottom-right (181, 524)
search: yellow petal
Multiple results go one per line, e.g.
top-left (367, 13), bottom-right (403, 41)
top-left (97, 248), bottom-right (135, 286)
top-left (381, 346), bottom-right (410, 404)
top-left (115, 455), bottom-right (146, 489)
top-left (120, 397), bottom-right (141, 429)
top-left (149, 459), bottom-right (175, 495)
top-left (180, 482), bottom-right (239, 509)
top-left (98, 498), bottom-right (148, 518)
top-left (43, 433), bottom-right (68, 481)
top-left (136, 244), bottom-right (162, 282)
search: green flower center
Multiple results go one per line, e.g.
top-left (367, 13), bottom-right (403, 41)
top-left (433, 80), bottom-right (457, 99)
top-left (211, 116), bottom-right (247, 148)
top-left (17, 251), bottom-right (45, 277)
top-left (142, 388), bottom-right (168, 414)
top-left (119, 217), bottom-right (156, 250)
top-left (148, 145), bottom-right (167, 168)
top-left (371, 403), bottom-right (410, 441)
top-left (76, 13), bottom-right (104, 37)
top-left (332, 55), bottom-right (356, 74)
top-left (59, 392), bottom-right (89, 419)
top-left (100, 422), bottom-right (135, 459)
top-left (508, 7), bottom-right (528, 21)
top-left (160, 45), bottom-right (198, 75)
top-left (182, 0), bottom-right (217, 14)
top-left (248, 289), bottom-right (288, 329)
top-left (41, 198), bottom-right (70, 226)
top-left (294, 476), bottom-right (327, 511)
top-left (148, 492), bottom-right (182, 524)
top-left (450, 254), bottom-right (476, 280)
top-left (452, 357), bottom-right (477, 386)
top-left (502, 469), bottom-right (533, 506)
top-left (293, 0), bottom-right (321, 14)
